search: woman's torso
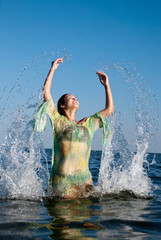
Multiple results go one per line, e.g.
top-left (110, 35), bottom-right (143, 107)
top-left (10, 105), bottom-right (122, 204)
top-left (53, 116), bottom-right (94, 176)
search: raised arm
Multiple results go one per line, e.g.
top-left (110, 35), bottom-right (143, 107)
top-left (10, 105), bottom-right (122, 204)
top-left (43, 58), bottom-right (63, 101)
top-left (96, 71), bottom-right (114, 118)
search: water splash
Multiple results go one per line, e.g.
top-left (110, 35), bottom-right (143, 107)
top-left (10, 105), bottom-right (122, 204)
top-left (97, 62), bottom-right (158, 197)
top-left (0, 55), bottom-right (158, 199)
top-left (0, 49), bottom-right (70, 199)
top-left (0, 119), bottom-right (48, 199)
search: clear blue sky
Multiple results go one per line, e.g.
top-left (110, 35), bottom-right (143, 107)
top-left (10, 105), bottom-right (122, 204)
top-left (0, 0), bottom-right (161, 152)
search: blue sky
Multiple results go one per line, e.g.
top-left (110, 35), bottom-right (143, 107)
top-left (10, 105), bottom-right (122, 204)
top-left (0, 0), bottom-right (161, 152)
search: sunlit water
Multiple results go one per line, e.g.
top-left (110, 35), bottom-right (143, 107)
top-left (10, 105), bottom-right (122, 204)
top-left (0, 51), bottom-right (160, 239)
top-left (97, 62), bottom-right (158, 197)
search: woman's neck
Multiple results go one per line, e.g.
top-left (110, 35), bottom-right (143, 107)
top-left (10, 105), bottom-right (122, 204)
top-left (64, 110), bottom-right (76, 122)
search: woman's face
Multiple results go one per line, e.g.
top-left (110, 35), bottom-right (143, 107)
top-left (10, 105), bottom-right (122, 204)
top-left (64, 94), bottom-right (79, 110)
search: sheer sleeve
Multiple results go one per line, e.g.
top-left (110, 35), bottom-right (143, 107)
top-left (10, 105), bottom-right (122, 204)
top-left (33, 98), bottom-right (60, 132)
top-left (94, 112), bottom-right (112, 146)
top-left (86, 112), bottom-right (112, 147)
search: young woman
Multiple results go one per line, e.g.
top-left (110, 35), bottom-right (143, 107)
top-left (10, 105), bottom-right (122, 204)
top-left (34, 58), bottom-right (114, 198)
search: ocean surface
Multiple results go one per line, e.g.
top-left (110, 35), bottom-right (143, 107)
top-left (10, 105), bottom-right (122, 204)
top-left (0, 149), bottom-right (161, 240)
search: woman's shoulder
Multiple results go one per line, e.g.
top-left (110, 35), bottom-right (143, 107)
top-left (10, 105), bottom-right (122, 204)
top-left (77, 113), bottom-right (99, 125)
top-left (77, 117), bottom-right (88, 125)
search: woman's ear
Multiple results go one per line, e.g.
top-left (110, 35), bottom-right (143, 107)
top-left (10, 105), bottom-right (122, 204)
top-left (60, 104), bottom-right (65, 109)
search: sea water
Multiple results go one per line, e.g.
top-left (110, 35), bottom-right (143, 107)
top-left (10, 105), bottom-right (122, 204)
top-left (1, 150), bottom-right (161, 239)
top-left (97, 62), bottom-right (158, 197)
top-left (0, 51), bottom-right (160, 239)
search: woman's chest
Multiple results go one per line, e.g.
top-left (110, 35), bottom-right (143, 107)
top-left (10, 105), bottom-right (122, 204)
top-left (55, 122), bottom-right (90, 143)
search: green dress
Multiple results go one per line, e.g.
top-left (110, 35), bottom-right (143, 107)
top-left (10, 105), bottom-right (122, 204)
top-left (34, 99), bottom-right (110, 196)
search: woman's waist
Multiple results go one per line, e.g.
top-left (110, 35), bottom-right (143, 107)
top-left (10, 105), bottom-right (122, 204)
top-left (55, 169), bottom-right (91, 179)
top-left (53, 170), bottom-right (92, 184)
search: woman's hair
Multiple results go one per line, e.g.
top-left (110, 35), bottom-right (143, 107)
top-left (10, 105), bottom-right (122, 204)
top-left (57, 94), bottom-right (69, 115)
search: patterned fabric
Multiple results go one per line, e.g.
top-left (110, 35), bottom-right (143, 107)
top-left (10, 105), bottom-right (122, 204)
top-left (34, 99), bottom-right (110, 194)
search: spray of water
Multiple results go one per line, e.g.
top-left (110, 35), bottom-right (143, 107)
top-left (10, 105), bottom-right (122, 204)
top-left (0, 49), bottom-right (70, 199)
top-left (97, 62), bottom-right (158, 197)
top-left (0, 55), bottom-right (158, 199)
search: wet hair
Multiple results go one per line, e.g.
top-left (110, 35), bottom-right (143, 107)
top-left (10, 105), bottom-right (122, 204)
top-left (57, 94), bottom-right (69, 115)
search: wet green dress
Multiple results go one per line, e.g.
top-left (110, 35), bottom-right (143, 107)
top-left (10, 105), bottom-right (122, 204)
top-left (34, 99), bottom-right (110, 196)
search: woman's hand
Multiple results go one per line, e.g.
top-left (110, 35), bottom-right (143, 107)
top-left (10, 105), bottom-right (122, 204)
top-left (43, 58), bottom-right (63, 101)
top-left (51, 58), bottom-right (63, 71)
top-left (96, 71), bottom-right (109, 87)
top-left (96, 71), bottom-right (114, 118)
